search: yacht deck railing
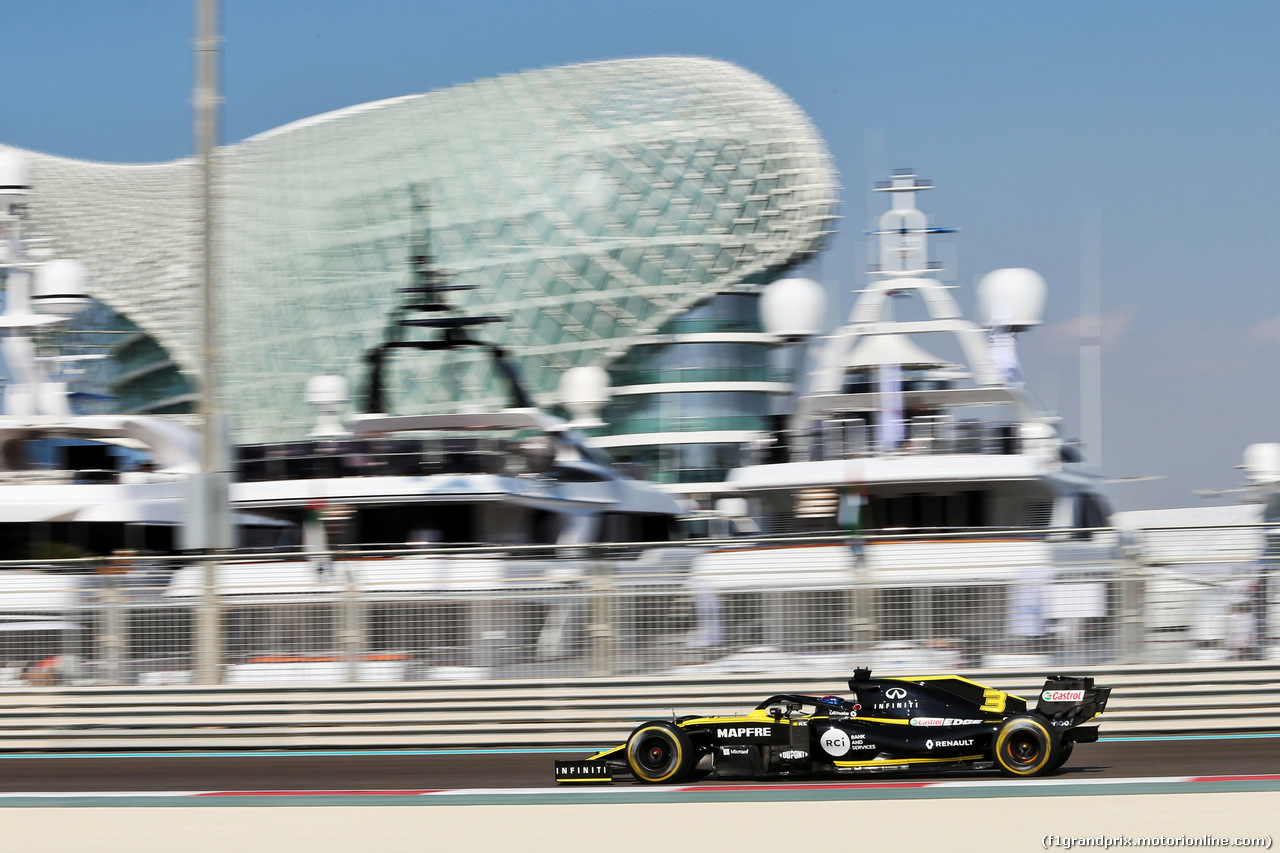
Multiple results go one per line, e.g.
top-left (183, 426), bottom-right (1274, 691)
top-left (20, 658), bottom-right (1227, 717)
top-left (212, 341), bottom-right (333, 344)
top-left (763, 416), bottom-right (1026, 464)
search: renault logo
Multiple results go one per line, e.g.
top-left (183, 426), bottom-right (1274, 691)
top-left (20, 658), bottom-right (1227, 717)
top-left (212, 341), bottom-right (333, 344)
top-left (885, 687), bottom-right (907, 699)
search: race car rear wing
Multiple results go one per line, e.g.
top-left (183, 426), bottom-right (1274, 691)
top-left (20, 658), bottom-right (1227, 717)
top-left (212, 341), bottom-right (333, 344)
top-left (1036, 675), bottom-right (1111, 727)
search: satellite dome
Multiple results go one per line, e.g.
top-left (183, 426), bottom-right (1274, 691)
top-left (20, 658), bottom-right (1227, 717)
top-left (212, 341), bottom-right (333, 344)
top-left (32, 258), bottom-right (91, 316)
top-left (760, 277), bottom-right (827, 341)
top-left (977, 268), bottom-right (1047, 331)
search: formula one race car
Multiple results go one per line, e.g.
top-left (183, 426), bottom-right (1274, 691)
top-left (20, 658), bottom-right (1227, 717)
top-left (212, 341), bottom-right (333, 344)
top-left (555, 670), bottom-right (1110, 784)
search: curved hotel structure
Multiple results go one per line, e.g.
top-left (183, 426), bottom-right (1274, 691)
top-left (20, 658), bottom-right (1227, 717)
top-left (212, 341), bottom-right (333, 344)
top-left (3, 57), bottom-right (839, 488)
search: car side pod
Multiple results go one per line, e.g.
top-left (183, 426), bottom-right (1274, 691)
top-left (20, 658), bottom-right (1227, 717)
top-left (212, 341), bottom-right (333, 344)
top-left (626, 720), bottom-right (697, 784)
top-left (992, 714), bottom-right (1060, 777)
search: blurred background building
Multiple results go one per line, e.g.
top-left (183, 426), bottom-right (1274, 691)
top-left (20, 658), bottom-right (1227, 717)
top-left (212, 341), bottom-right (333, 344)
top-left (2, 57), bottom-right (839, 492)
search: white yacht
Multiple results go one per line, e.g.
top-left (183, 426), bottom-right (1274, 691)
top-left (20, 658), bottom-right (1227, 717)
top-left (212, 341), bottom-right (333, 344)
top-left (161, 209), bottom-right (686, 681)
top-left (0, 160), bottom-right (683, 681)
top-left (2, 160), bottom-right (680, 561)
top-left (689, 171), bottom-right (1118, 668)
top-left (1110, 443), bottom-right (1279, 662)
top-left (163, 403), bottom-right (686, 683)
top-left (218, 199), bottom-right (683, 552)
top-left (734, 171), bottom-right (1111, 535)
top-left (228, 407), bottom-right (680, 552)
top-left (0, 150), bottom-right (217, 561)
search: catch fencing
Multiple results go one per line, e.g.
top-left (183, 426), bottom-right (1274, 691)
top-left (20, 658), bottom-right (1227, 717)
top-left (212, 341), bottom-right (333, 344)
top-left (0, 523), bottom-right (1273, 687)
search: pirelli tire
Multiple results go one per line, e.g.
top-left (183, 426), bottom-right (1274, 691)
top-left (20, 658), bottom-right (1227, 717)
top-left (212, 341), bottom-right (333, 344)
top-left (993, 715), bottom-right (1060, 777)
top-left (626, 721), bottom-right (696, 784)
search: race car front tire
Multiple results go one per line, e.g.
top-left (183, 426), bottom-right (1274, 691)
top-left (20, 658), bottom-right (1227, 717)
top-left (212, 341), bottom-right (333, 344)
top-left (626, 721), bottom-right (696, 784)
top-left (993, 715), bottom-right (1060, 777)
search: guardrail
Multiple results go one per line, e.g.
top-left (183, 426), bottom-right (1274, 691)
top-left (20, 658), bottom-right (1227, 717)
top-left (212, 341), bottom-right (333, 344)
top-left (0, 661), bottom-right (1276, 751)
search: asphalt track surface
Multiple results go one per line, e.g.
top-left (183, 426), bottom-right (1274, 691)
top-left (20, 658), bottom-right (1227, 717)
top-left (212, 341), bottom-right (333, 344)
top-left (0, 737), bottom-right (1276, 793)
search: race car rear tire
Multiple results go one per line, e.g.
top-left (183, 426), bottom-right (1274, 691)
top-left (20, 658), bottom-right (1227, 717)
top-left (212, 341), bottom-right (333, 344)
top-left (1049, 740), bottom-right (1074, 771)
top-left (626, 721), bottom-right (696, 784)
top-left (993, 715), bottom-right (1059, 777)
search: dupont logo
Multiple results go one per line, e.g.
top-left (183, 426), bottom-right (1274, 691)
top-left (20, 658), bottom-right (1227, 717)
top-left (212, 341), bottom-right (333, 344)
top-left (1042, 689), bottom-right (1085, 702)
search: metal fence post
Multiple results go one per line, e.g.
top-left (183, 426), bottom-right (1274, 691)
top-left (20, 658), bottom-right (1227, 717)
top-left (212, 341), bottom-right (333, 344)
top-left (97, 567), bottom-right (126, 686)
top-left (195, 553), bottom-right (223, 684)
top-left (472, 594), bottom-right (501, 672)
top-left (340, 561), bottom-right (365, 683)
top-left (587, 548), bottom-right (616, 677)
top-left (849, 541), bottom-right (875, 658)
top-left (1119, 535), bottom-right (1145, 664)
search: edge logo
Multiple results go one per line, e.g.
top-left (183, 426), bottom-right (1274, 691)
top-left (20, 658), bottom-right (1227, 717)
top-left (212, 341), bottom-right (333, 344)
top-left (910, 717), bottom-right (982, 727)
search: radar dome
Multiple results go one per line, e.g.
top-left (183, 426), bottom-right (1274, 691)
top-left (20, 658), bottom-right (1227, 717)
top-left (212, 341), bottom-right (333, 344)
top-left (761, 277), bottom-right (827, 341)
top-left (0, 149), bottom-right (31, 199)
top-left (559, 365), bottom-right (610, 426)
top-left (32, 259), bottom-right (91, 316)
top-left (305, 374), bottom-right (350, 412)
top-left (305, 375), bottom-right (350, 437)
top-left (1243, 443), bottom-right (1280, 484)
top-left (715, 497), bottom-right (749, 518)
top-left (977, 268), bottom-right (1046, 331)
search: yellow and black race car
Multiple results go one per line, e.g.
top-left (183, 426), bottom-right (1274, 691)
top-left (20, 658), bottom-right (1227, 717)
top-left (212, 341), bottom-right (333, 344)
top-left (555, 669), bottom-right (1110, 784)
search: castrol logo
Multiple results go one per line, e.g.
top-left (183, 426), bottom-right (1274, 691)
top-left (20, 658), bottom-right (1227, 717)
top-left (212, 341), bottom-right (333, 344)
top-left (1041, 689), bottom-right (1085, 702)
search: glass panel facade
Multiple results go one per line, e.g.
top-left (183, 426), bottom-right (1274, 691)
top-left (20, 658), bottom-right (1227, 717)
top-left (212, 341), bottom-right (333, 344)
top-left (599, 290), bottom-right (791, 485)
top-left (607, 391), bottom-right (771, 436)
top-left (611, 442), bottom-right (747, 485)
top-left (38, 298), bottom-right (195, 416)
top-left (612, 342), bottom-right (772, 386)
top-left (12, 58), bottom-right (836, 442)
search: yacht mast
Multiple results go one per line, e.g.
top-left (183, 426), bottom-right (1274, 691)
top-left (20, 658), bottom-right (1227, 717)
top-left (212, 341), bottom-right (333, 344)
top-left (804, 171), bottom-right (999, 415)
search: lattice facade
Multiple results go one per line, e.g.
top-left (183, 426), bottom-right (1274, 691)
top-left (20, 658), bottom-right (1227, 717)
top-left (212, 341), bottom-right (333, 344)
top-left (8, 57), bottom-right (838, 441)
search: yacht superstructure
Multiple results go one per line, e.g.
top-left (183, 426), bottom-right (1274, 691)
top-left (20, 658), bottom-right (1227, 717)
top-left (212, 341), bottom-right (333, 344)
top-left (688, 172), bottom-right (1118, 668)
top-left (163, 208), bottom-right (686, 679)
top-left (732, 171), bottom-right (1110, 536)
top-left (222, 189), bottom-right (682, 551)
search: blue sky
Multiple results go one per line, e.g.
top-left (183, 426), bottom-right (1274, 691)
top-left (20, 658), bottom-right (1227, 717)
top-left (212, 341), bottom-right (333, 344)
top-left (5, 1), bottom-right (1279, 509)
